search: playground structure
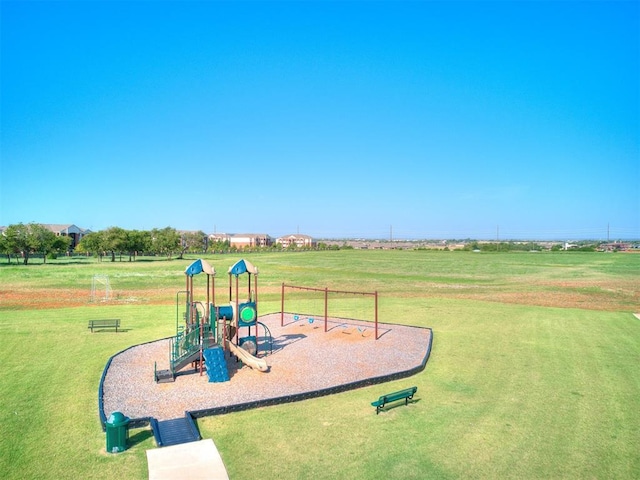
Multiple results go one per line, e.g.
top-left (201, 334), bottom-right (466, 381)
top-left (153, 258), bottom-right (380, 384)
top-left (98, 258), bottom-right (435, 468)
top-left (155, 258), bottom-right (271, 383)
top-left (99, 257), bottom-right (433, 464)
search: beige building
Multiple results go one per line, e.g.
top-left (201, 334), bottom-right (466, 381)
top-left (208, 233), bottom-right (232, 244)
top-left (209, 232), bottom-right (278, 249)
top-left (276, 234), bottom-right (315, 248)
top-left (42, 224), bottom-right (91, 248)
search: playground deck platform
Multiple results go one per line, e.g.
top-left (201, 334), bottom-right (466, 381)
top-left (101, 313), bottom-right (432, 422)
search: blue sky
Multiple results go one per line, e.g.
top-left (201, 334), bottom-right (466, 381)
top-left (2, 1), bottom-right (638, 240)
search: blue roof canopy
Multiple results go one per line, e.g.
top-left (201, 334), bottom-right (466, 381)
top-left (185, 259), bottom-right (216, 276)
top-left (228, 259), bottom-right (259, 276)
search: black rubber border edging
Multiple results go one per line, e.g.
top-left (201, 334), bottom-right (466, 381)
top-left (98, 337), bottom-right (172, 431)
top-left (99, 325), bottom-right (434, 430)
top-left (189, 326), bottom-right (433, 419)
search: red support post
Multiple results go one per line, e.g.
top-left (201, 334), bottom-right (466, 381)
top-left (254, 273), bottom-right (258, 306)
top-left (189, 276), bottom-right (193, 325)
top-left (235, 274), bottom-right (239, 346)
top-left (281, 283), bottom-right (285, 327)
top-left (206, 275), bottom-right (210, 325)
top-left (185, 274), bottom-right (189, 327)
top-left (324, 287), bottom-right (328, 333)
top-left (375, 290), bottom-right (378, 340)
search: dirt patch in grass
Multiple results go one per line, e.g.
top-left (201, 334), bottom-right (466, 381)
top-left (429, 278), bottom-right (640, 311)
top-left (0, 287), bottom-right (174, 310)
top-left (0, 288), bottom-right (88, 309)
top-left (2, 278), bottom-right (637, 312)
top-left (465, 290), bottom-right (636, 311)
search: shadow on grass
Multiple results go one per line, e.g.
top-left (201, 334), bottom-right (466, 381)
top-left (129, 428), bottom-right (154, 448)
top-left (89, 329), bottom-right (132, 333)
top-left (376, 398), bottom-right (421, 414)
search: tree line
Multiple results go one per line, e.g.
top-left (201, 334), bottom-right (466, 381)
top-left (0, 223), bottom-right (72, 264)
top-left (76, 227), bottom-right (213, 262)
top-left (0, 223), bottom-right (330, 265)
top-left (0, 224), bottom-right (218, 264)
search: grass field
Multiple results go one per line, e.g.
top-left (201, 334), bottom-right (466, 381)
top-left (0, 250), bottom-right (638, 479)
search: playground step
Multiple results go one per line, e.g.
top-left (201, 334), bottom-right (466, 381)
top-left (171, 350), bottom-right (202, 374)
top-left (151, 416), bottom-right (201, 447)
top-left (155, 369), bottom-right (174, 383)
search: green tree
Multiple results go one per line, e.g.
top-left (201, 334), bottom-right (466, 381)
top-left (151, 227), bottom-right (181, 258)
top-left (29, 224), bottom-right (71, 262)
top-left (271, 242), bottom-right (284, 251)
top-left (0, 230), bottom-right (12, 262)
top-left (180, 231), bottom-right (207, 258)
top-left (77, 231), bottom-right (106, 260)
top-left (125, 230), bottom-right (152, 261)
top-left (103, 227), bottom-right (128, 262)
top-left (4, 223), bottom-right (32, 264)
top-left (1, 223), bottom-right (67, 265)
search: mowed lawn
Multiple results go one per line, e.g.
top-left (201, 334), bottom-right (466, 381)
top-left (0, 250), bottom-right (638, 479)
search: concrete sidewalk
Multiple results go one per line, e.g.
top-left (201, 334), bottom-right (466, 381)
top-left (146, 439), bottom-right (229, 480)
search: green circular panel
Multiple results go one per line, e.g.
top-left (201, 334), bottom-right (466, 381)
top-left (240, 306), bottom-right (256, 323)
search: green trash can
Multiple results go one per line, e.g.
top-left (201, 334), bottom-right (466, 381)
top-left (105, 411), bottom-right (130, 453)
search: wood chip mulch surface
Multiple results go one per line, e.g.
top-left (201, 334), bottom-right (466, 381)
top-left (101, 313), bottom-right (432, 421)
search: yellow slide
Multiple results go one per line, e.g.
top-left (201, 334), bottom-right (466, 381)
top-left (228, 341), bottom-right (269, 372)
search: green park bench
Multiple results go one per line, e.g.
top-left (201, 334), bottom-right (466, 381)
top-left (88, 319), bottom-right (121, 333)
top-left (371, 386), bottom-right (417, 414)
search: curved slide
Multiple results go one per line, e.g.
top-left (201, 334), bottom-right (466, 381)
top-left (228, 341), bottom-right (269, 372)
